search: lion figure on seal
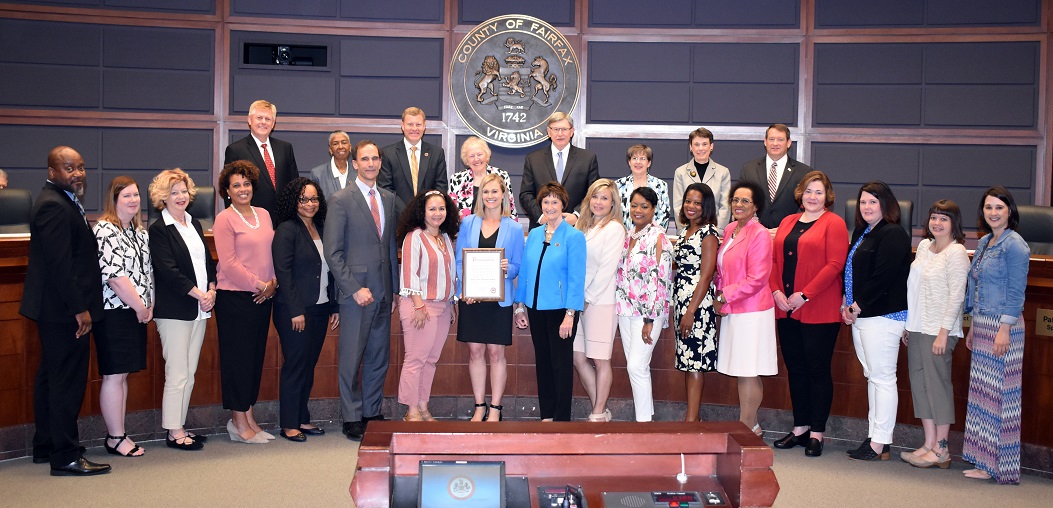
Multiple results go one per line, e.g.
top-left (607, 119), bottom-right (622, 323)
top-left (475, 55), bottom-right (501, 101)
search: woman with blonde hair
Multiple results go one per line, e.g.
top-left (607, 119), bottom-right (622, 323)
top-left (94, 176), bottom-right (154, 457)
top-left (572, 178), bottom-right (626, 421)
top-left (149, 169), bottom-right (216, 450)
top-left (455, 173), bottom-right (524, 421)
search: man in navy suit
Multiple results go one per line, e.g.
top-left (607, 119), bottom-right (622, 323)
top-left (739, 123), bottom-right (814, 231)
top-left (324, 140), bottom-right (403, 441)
top-left (519, 112), bottom-right (600, 226)
top-left (378, 107), bottom-right (448, 207)
top-left (223, 99), bottom-right (298, 218)
top-left (20, 146), bottom-right (110, 476)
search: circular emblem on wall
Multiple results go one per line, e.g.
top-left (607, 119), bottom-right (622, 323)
top-left (450, 15), bottom-right (580, 148)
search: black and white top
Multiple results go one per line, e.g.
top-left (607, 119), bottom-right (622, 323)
top-left (94, 220), bottom-right (153, 310)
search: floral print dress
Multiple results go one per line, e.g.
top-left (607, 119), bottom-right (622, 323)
top-left (672, 223), bottom-right (719, 372)
top-left (615, 222), bottom-right (672, 321)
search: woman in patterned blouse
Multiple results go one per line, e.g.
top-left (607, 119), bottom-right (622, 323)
top-left (615, 187), bottom-right (673, 422)
top-left (447, 136), bottom-right (517, 220)
top-left (93, 176), bottom-right (154, 457)
top-left (395, 190), bottom-right (460, 421)
top-left (614, 144), bottom-right (670, 231)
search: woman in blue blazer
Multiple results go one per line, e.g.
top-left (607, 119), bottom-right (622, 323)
top-left (514, 182), bottom-right (586, 421)
top-left (455, 173), bottom-right (524, 422)
top-left (272, 177), bottom-right (338, 442)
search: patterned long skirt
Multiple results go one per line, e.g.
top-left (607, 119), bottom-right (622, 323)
top-left (962, 312), bottom-right (1025, 484)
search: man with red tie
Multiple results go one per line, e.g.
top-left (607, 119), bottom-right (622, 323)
top-left (223, 99), bottom-right (298, 219)
top-left (739, 123), bottom-right (813, 232)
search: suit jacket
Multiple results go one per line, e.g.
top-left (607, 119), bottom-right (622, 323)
top-left (454, 215), bottom-right (524, 307)
top-left (848, 219), bottom-right (911, 318)
top-left (740, 156), bottom-right (812, 229)
top-left (671, 159), bottom-right (732, 230)
top-left (520, 144), bottom-right (600, 225)
top-left (19, 182), bottom-right (103, 323)
top-left (514, 221), bottom-right (586, 311)
top-left (223, 134), bottom-right (298, 216)
top-left (323, 183), bottom-right (402, 305)
top-left (309, 159), bottom-right (352, 200)
top-left (149, 212), bottom-right (217, 321)
top-left (273, 218), bottom-right (337, 317)
top-left (378, 140), bottom-right (448, 207)
top-left (715, 218), bottom-right (774, 315)
top-left (769, 211), bottom-right (848, 323)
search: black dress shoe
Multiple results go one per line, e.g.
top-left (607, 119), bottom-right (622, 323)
top-left (848, 443), bottom-right (890, 461)
top-left (281, 430), bottom-right (307, 442)
top-left (50, 457), bottom-right (111, 476)
top-left (343, 421), bottom-right (365, 441)
top-left (32, 456), bottom-right (49, 464)
top-left (805, 437), bottom-right (824, 457)
top-left (299, 426), bottom-right (325, 436)
top-left (773, 432), bottom-right (807, 449)
top-left (846, 437), bottom-right (871, 455)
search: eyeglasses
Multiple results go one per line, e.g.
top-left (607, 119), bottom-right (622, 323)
top-left (630, 156), bottom-right (650, 162)
top-left (731, 197), bottom-right (753, 205)
top-left (298, 197), bottom-right (320, 204)
top-left (548, 127), bottom-right (571, 133)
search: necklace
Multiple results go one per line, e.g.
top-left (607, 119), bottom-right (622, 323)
top-left (630, 225), bottom-right (648, 240)
top-left (232, 205), bottom-right (260, 230)
top-left (426, 230), bottom-right (446, 253)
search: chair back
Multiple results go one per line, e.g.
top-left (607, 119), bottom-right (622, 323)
top-left (1016, 204), bottom-right (1053, 256)
top-left (0, 188), bottom-right (33, 234)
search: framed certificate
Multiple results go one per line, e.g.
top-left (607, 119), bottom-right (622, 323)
top-left (461, 248), bottom-right (505, 301)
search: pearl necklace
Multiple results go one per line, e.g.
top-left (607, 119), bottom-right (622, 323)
top-left (232, 205), bottom-right (260, 230)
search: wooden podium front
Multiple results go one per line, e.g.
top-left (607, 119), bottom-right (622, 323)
top-left (351, 421), bottom-right (778, 507)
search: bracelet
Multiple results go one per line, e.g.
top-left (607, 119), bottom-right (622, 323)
top-left (643, 318), bottom-right (654, 324)
top-left (414, 303), bottom-right (426, 310)
top-left (513, 307), bottom-right (526, 315)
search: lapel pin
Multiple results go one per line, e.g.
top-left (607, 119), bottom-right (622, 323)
top-left (689, 170), bottom-right (697, 177)
top-left (424, 152), bottom-right (429, 157)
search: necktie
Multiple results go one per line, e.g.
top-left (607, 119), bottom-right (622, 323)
top-left (767, 161), bottom-right (778, 202)
top-left (556, 151), bottom-right (565, 183)
top-left (261, 143), bottom-right (277, 188)
top-left (369, 189), bottom-right (382, 237)
top-left (409, 146), bottom-right (420, 193)
top-left (72, 194), bottom-right (87, 224)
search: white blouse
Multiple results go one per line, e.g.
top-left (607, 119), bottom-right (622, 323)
top-left (905, 239), bottom-right (970, 337)
top-left (581, 219), bottom-right (626, 305)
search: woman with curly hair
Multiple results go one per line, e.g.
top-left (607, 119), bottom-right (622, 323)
top-left (395, 190), bottom-right (459, 421)
top-left (272, 177), bottom-right (339, 441)
top-left (214, 160), bottom-right (277, 444)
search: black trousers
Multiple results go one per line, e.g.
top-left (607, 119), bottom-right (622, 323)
top-left (777, 318), bottom-right (841, 432)
top-left (527, 308), bottom-right (579, 421)
top-left (216, 290), bottom-right (273, 412)
top-left (32, 320), bottom-right (91, 467)
top-left (275, 302), bottom-right (329, 429)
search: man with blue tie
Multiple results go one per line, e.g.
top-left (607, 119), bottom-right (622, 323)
top-left (323, 140), bottom-right (403, 441)
top-left (520, 112), bottom-right (600, 226)
top-left (20, 146), bottom-right (110, 476)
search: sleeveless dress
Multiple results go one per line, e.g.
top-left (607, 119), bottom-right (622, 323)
top-left (671, 224), bottom-right (719, 372)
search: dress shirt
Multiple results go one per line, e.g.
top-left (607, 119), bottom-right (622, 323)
top-left (551, 144), bottom-right (571, 181)
top-left (355, 177), bottom-right (386, 234)
top-left (765, 154), bottom-right (787, 196)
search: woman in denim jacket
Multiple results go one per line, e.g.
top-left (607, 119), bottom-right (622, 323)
top-left (962, 186), bottom-right (1030, 484)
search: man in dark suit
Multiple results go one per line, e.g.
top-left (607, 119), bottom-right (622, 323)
top-left (323, 140), bottom-right (403, 441)
top-left (519, 112), bottom-right (600, 226)
top-left (223, 99), bottom-right (298, 218)
top-left (19, 146), bottom-right (110, 476)
top-left (740, 123), bottom-right (813, 231)
top-left (378, 107), bottom-right (448, 206)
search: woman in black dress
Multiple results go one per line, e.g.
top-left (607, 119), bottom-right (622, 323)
top-left (454, 174), bottom-right (524, 421)
top-left (671, 182), bottom-right (720, 421)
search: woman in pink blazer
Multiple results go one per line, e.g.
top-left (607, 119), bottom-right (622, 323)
top-left (714, 180), bottom-right (777, 436)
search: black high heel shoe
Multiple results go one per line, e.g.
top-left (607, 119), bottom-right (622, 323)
top-left (470, 402), bottom-right (489, 421)
top-left (487, 403), bottom-right (503, 422)
top-left (773, 432), bottom-right (807, 449)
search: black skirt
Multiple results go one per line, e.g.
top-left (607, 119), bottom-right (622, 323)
top-left (456, 301), bottom-right (513, 346)
top-left (93, 308), bottom-right (147, 375)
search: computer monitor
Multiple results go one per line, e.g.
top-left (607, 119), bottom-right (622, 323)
top-left (418, 460), bottom-right (506, 508)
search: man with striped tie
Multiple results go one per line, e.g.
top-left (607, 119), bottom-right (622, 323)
top-left (739, 123), bottom-right (813, 232)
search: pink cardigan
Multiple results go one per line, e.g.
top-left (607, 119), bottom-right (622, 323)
top-left (716, 218), bottom-right (774, 314)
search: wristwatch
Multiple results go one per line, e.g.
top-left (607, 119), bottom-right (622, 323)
top-left (716, 294), bottom-right (727, 304)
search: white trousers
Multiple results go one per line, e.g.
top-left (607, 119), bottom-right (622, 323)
top-left (851, 316), bottom-right (905, 444)
top-left (156, 318), bottom-right (208, 430)
top-left (618, 315), bottom-right (664, 422)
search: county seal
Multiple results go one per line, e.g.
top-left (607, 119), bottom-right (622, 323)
top-left (450, 15), bottom-right (580, 148)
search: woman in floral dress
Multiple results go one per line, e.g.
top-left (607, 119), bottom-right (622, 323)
top-left (671, 182), bottom-right (720, 421)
